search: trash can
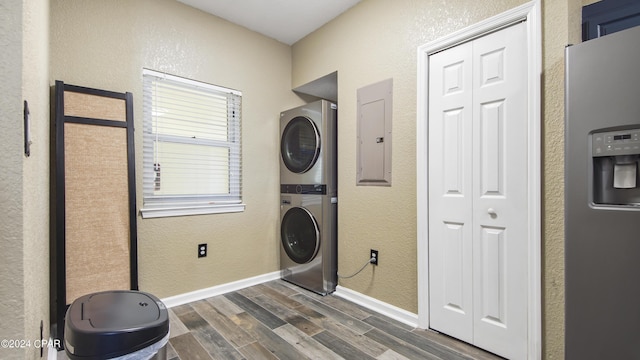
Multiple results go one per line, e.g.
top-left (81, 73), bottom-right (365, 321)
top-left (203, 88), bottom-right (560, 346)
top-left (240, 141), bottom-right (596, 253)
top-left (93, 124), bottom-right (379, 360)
top-left (64, 290), bottom-right (169, 360)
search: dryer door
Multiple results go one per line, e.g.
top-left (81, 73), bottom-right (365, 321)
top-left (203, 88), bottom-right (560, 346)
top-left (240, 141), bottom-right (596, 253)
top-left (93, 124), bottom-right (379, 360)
top-left (281, 206), bottom-right (320, 264)
top-left (281, 116), bottom-right (321, 174)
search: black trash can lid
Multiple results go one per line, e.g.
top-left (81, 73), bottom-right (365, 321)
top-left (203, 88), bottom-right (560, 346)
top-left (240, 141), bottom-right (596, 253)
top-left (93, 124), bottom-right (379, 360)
top-left (65, 290), bottom-right (169, 359)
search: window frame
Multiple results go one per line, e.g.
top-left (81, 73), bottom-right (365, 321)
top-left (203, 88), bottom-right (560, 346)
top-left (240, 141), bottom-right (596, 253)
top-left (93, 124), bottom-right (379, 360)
top-left (140, 69), bottom-right (244, 218)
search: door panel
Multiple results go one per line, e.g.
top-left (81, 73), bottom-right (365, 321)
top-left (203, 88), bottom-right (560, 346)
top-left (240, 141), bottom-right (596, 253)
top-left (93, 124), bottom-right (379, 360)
top-left (443, 221), bottom-right (465, 313)
top-left (472, 22), bottom-right (528, 360)
top-left (443, 109), bottom-right (465, 193)
top-left (281, 116), bottom-right (321, 174)
top-left (428, 40), bottom-right (474, 344)
top-left (429, 21), bottom-right (528, 360)
top-left (360, 99), bottom-right (386, 180)
top-left (479, 100), bottom-right (505, 196)
top-left (281, 206), bottom-right (321, 264)
top-left (478, 225), bottom-right (507, 326)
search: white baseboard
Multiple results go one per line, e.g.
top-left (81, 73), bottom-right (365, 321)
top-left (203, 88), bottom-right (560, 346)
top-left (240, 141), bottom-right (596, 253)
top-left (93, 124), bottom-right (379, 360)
top-left (162, 274), bottom-right (419, 328)
top-left (334, 285), bottom-right (419, 328)
top-left (161, 271), bottom-right (281, 308)
top-left (160, 273), bottom-right (419, 330)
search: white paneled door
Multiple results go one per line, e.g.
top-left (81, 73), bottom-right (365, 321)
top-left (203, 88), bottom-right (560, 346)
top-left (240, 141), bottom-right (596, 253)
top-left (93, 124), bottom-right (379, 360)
top-left (428, 21), bottom-right (528, 360)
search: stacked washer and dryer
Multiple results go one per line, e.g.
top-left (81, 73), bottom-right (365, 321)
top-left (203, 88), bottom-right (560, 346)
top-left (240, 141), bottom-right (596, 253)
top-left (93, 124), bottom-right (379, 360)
top-left (279, 100), bottom-right (337, 295)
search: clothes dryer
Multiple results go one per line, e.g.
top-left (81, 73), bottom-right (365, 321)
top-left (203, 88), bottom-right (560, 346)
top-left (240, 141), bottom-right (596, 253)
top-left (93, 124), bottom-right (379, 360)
top-left (280, 185), bottom-right (337, 295)
top-left (280, 100), bottom-right (337, 195)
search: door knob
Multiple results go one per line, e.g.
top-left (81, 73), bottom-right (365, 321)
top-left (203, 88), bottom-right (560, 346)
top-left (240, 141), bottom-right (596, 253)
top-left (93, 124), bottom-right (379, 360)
top-left (488, 208), bottom-right (497, 217)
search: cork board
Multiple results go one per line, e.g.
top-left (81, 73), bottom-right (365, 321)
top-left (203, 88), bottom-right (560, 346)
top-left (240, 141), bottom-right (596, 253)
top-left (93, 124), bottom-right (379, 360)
top-left (64, 91), bottom-right (126, 122)
top-left (64, 122), bottom-right (131, 302)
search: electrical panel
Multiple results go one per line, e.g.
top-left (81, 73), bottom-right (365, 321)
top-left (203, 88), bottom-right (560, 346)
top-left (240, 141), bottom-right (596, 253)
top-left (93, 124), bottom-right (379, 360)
top-left (356, 78), bottom-right (392, 186)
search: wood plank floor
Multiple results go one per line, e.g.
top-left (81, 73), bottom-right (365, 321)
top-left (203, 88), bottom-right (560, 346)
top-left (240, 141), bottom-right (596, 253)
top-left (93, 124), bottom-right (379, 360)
top-left (165, 280), bottom-right (503, 360)
top-left (57, 279), bottom-right (504, 360)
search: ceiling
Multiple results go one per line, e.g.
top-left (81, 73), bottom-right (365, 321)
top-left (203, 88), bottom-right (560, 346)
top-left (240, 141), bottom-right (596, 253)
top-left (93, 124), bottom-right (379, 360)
top-left (177, 0), bottom-right (362, 45)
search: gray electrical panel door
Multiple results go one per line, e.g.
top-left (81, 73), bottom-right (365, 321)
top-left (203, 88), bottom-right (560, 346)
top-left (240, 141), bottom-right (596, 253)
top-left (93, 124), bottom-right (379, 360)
top-left (356, 78), bottom-right (392, 186)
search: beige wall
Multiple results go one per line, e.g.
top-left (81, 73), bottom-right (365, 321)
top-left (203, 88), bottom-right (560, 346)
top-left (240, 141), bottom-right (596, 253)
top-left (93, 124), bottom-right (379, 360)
top-left (0, 0), bottom-right (51, 358)
top-left (292, 0), bottom-right (593, 358)
top-left (542, 0), bottom-right (599, 357)
top-left (0, 0), bottom-right (27, 358)
top-left (50, 0), bottom-right (301, 299)
top-left (540, 0), bottom-right (597, 358)
top-left (23, 1), bottom-right (51, 358)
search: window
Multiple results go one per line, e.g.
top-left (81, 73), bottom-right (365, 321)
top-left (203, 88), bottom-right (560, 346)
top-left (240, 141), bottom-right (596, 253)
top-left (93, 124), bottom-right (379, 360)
top-left (141, 69), bottom-right (243, 218)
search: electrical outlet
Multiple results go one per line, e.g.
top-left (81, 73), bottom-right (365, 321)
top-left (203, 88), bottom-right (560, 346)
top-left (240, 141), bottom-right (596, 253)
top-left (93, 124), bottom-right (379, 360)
top-left (370, 249), bottom-right (379, 265)
top-left (198, 243), bottom-right (207, 258)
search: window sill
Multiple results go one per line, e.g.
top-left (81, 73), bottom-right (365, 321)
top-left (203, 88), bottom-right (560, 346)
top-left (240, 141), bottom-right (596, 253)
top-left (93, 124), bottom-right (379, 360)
top-left (140, 203), bottom-right (246, 219)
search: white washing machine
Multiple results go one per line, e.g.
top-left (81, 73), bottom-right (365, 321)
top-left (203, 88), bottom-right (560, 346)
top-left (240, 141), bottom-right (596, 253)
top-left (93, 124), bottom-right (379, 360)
top-left (280, 100), bottom-right (337, 194)
top-left (280, 185), bottom-right (337, 295)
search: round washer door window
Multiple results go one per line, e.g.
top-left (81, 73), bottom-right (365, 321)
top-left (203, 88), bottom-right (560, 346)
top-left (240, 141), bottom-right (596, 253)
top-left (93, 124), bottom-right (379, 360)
top-left (281, 116), bottom-right (321, 174)
top-left (281, 207), bottom-right (320, 264)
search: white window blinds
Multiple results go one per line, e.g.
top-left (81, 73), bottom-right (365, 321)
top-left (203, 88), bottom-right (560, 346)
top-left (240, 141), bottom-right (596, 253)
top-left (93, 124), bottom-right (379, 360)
top-left (141, 69), bottom-right (243, 218)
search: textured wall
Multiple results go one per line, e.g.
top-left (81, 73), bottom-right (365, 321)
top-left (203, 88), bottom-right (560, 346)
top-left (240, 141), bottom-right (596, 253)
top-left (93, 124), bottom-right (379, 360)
top-left (0, 0), bottom-right (50, 358)
top-left (0, 1), bottom-right (26, 358)
top-left (22, 0), bottom-right (51, 358)
top-left (542, 1), bottom-right (571, 358)
top-left (542, 0), bottom-right (597, 358)
top-left (292, 0), bottom-right (527, 318)
top-left (50, 0), bottom-right (300, 299)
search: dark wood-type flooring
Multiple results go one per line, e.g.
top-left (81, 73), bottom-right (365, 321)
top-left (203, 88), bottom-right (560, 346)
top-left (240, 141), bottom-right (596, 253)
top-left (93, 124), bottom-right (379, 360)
top-left (166, 280), bottom-right (502, 360)
top-left (58, 279), bottom-right (504, 360)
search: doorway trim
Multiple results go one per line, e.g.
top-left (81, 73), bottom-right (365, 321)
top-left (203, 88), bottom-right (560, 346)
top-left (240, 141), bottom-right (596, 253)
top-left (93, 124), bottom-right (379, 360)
top-left (416, 1), bottom-right (541, 359)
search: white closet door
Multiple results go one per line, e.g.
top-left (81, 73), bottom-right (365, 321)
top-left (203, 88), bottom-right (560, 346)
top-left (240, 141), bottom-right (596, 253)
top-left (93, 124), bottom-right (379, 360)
top-left (429, 21), bottom-right (528, 360)
top-left (471, 21), bottom-right (528, 360)
top-left (428, 40), bottom-right (474, 343)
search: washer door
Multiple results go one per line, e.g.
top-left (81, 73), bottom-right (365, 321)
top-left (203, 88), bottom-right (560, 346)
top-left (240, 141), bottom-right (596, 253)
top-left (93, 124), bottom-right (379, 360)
top-left (281, 207), bottom-right (320, 264)
top-left (281, 116), bottom-right (321, 174)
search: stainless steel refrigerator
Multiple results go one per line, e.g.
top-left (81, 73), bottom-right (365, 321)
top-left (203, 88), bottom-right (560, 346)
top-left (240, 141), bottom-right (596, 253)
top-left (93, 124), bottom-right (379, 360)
top-left (565, 25), bottom-right (640, 359)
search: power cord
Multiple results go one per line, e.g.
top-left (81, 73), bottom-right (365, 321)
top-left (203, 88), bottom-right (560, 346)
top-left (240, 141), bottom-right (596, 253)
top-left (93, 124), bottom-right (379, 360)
top-left (337, 257), bottom-right (375, 279)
